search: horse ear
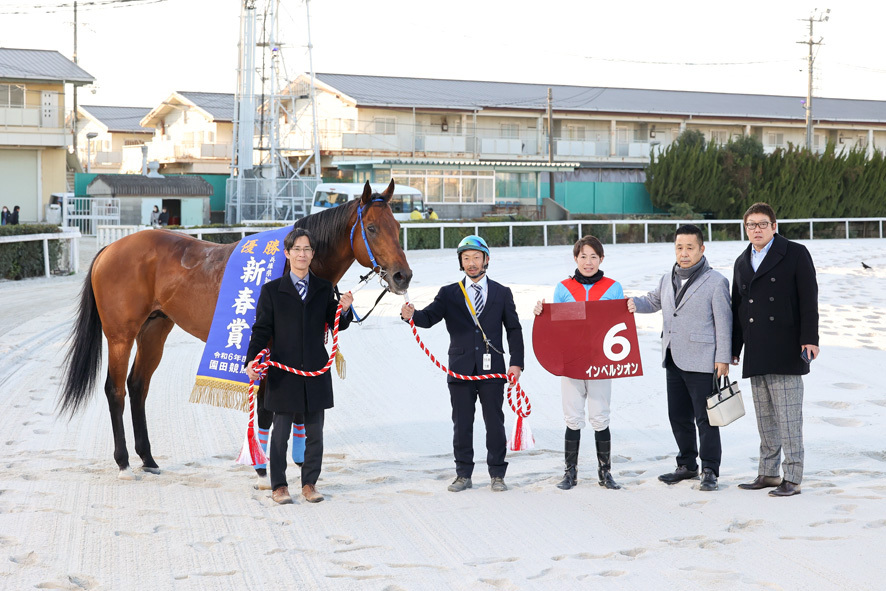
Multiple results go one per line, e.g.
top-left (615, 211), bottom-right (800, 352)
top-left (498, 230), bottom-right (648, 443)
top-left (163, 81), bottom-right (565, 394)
top-left (360, 181), bottom-right (373, 205)
top-left (381, 179), bottom-right (395, 202)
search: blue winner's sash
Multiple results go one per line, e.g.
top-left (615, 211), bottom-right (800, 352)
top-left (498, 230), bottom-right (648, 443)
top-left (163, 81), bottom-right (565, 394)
top-left (189, 226), bottom-right (292, 410)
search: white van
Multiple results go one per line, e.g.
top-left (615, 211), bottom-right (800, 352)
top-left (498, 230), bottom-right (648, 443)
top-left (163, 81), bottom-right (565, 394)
top-left (311, 183), bottom-right (424, 221)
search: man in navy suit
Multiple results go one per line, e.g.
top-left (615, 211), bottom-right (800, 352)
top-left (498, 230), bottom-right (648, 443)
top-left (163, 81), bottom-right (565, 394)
top-left (401, 235), bottom-right (524, 492)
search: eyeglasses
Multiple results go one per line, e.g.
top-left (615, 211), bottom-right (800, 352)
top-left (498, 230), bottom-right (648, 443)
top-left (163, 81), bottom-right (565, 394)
top-left (745, 221), bottom-right (772, 230)
top-left (288, 247), bottom-right (314, 254)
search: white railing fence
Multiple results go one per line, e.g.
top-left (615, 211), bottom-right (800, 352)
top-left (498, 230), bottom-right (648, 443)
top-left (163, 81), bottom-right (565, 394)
top-left (0, 230), bottom-right (81, 277)
top-left (96, 217), bottom-right (886, 252)
top-left (399, 217), bottom-right (886, 250)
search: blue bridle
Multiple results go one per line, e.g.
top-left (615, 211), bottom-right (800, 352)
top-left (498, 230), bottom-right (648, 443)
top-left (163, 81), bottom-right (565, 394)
top-left (349, 198), bottom-right (385, 272)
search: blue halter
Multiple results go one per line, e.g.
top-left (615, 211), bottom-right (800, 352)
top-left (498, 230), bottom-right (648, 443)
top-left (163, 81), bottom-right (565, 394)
top-left (349, 198), bottom-right (385, 271)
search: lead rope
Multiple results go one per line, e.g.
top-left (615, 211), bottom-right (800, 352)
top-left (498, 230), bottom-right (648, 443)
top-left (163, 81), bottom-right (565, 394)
top-left (236, 303), bottom-right (344, 466)
top-left (403, 294), bottom-right (534, 451)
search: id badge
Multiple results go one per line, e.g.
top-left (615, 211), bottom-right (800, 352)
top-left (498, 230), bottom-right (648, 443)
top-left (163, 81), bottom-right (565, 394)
top-left (483, 353), bottom-right (492, 371)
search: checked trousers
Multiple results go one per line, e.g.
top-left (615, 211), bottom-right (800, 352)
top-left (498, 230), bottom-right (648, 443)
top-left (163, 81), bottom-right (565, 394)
top-left (750, 374), bottom-right (805, 484)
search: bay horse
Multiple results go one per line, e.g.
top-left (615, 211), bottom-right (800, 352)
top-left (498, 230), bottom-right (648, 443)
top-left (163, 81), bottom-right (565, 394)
top-left (59, 181), bottom-right (411, 477)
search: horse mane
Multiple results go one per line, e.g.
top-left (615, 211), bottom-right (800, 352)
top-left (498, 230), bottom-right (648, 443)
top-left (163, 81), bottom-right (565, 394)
top-left (293, 194), bottom-right (390, 271)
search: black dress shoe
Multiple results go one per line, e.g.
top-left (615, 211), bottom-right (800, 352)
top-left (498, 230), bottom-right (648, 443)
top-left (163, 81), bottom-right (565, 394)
top-left (658, 465), bottom-right (699, 484)
top-left (699, 468), bottom-right (718, 491)
top-left (768, 481), bottom-right (801, 497)
top-left (737, 475), bottom-right (783, 490)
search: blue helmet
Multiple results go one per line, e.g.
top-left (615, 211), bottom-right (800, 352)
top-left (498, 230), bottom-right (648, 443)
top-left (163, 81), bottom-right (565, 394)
top-left (456, 235), bottom-right (490, 257)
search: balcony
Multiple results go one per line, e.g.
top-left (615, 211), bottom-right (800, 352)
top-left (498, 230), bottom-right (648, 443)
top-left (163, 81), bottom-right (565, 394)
top-left (0, 105), bottom-right (60, 128)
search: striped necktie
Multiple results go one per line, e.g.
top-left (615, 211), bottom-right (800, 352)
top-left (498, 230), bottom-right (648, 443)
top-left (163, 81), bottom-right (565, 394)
top-left (296, 279), bottom-right (307, 301)
top-left (471, 283), bottom-right (484, 315)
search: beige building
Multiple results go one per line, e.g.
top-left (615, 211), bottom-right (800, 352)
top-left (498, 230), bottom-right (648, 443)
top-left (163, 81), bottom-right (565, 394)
top-left (138, 91), bottom-right (234, 175)
top-left (72, 105), bottom-right (152, 173)
top-left (0, 48), bottom-right (93, 223)
top-left (276, 73), bottom-right (886, 209)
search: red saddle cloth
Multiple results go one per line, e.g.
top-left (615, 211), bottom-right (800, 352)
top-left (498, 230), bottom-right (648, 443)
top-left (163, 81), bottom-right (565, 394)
top-left (532, 300), bottom-right (643, 380)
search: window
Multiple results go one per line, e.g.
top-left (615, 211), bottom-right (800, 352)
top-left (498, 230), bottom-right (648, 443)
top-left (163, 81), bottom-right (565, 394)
top-left (564, 125), bottom-right (586, 140)
top-left (0, 84), bottom-right (25, 107)
top-left (710, 130), bottom-right (728, 144)
top-left (374, 117), bottom-right (396, 134)
top-left (124, 139), bottom-right (145, 146)
top-left (501, 123), bottom-right (519, 139)
top-left (767, 133), bottom-right (785, 146)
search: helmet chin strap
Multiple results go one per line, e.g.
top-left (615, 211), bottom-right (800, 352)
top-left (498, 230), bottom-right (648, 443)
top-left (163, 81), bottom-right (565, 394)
top-left (459, 253), bottom-right (489, 278)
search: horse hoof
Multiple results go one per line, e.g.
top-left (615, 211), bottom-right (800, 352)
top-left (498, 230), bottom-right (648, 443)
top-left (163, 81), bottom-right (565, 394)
top-left (141, 466), bottom-right (161, 475)
top-left (117, 468), bottom-right (136, 481)
top-left (254, 474), bottom-right (271, 490)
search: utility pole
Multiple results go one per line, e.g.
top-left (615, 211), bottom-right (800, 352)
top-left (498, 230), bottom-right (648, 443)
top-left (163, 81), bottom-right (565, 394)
top-left (547, 87), bottom-right (554, 203)
top-left (72, 0), bottom-right (78, 159)
top-left (798, 9), bottom-right (829, 150)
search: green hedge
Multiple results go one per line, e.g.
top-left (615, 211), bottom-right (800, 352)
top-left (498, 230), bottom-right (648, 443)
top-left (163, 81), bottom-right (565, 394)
top-left (646, 131), bottom-right (886, 219)
top-left (0, 224), bottom-right (63, 280)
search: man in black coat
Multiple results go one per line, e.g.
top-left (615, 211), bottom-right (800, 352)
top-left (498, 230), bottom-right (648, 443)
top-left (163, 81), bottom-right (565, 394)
top-left (731, 203), bottom-right (819, 498)
top-left (400, 235), bottom-right (524, 493)
top-left (246, 228), bottom-right (353, 505)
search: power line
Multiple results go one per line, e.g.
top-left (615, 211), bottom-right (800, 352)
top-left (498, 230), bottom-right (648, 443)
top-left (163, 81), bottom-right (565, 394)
top-left (0, 0), bottom-right (169, 15)
top-left (584, 56), bottom-right (795, 67)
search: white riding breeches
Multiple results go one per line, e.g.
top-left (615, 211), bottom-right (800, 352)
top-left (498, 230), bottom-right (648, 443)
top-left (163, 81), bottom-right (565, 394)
top-left (561, 377), bottom-right (612, 431)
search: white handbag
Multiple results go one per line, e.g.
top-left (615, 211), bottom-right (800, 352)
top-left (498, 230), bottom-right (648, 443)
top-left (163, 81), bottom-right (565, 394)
top-left (706, 376), bottom-right (745, 427)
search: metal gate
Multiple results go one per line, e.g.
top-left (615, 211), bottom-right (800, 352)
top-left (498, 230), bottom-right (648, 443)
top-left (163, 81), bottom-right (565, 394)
top-left (62, 195), bottom-right (121, 236)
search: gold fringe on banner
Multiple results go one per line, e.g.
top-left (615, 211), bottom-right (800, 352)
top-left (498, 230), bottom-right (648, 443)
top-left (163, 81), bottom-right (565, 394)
top-left (189, 376), bottom-right (249, 411)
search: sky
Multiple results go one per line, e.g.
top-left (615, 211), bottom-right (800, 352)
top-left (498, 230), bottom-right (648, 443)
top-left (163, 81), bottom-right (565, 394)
top-left (1, 0), bottom-right (885, 108)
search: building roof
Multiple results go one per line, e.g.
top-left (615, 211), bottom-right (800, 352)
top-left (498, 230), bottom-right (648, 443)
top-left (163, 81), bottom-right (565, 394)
top-left (178, 92), bottom-right (235, 122)
top-left (314, 73), bottom-right (886, 125)
top-left (0, 47), bottom-right (94, 84)
top-left (80, 105), bottom-right (152, 133)
top-left (87, 175), bottom-right (213, 197)
top-left (141, 91), bottom-right (235, 128)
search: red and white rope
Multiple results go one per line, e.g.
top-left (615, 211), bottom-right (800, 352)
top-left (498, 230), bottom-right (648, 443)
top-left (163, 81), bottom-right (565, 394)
top-left (237, 304), bottom-right (343, 466)
top-left (406, 318), bottom-right (531, 420)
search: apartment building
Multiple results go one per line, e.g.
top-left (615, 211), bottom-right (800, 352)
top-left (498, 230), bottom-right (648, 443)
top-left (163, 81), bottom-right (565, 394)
top-left (276, 73), bottom-right (886, 213)
top-left (0, 48), bottom-right (93, 222)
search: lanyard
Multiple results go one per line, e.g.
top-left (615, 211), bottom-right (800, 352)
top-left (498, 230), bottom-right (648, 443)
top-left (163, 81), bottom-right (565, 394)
top-left (458, 280), bottom-right (503, 355)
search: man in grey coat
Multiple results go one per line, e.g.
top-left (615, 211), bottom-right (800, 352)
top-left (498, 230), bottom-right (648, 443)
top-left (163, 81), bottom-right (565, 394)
top-left (628, 224), bottom-right (732, 491)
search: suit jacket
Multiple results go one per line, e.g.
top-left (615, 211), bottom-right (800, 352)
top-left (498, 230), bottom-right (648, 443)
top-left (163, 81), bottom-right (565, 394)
top-left (732, 234), bottom-right (819, 378)
top-left (246, 271), bottom-right (352, 413)
top-left (412, 278), bottom-right (524, 383)
top-left (633, 266), bottom-right (732, 373)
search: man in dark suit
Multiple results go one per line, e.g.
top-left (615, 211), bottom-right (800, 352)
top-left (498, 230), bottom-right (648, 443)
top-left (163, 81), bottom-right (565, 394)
top-left (731, 203), bottom-right (819, 498)
top-left (246, 228), bottom-right (353, 505)
top-left (401, 235), bottom-right (524, 492)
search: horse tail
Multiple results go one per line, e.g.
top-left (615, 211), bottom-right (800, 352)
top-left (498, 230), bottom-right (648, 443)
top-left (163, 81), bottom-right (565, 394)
top-left (58, 249), bottom-right (106, 417)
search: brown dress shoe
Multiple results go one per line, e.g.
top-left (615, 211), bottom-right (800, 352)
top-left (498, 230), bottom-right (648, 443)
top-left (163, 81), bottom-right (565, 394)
top-left (737, 475), bottom-right (783, 490)
top-left (768, 481), bottom-right (801, 497)
top-left (302, 484), bottom-right (325, 503)
top-left (272, 486), bottom-right (293, 505)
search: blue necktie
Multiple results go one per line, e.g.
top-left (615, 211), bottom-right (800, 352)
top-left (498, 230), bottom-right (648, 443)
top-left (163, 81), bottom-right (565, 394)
top-left (296, 279), bottom-right (307, 301)
top-left (472, 283), bottom-right (484, 315)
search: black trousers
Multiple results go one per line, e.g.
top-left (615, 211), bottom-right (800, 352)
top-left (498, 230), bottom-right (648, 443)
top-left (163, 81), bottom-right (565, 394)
top-left (448, 380), bottom-right (508, 478)
top-left (270, 410), bottom-right (324, 491)
top-left (664, 350), bottom-right (721, 476)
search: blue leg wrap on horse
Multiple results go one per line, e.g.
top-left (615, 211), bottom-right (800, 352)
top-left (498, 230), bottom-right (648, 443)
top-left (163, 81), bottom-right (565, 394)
top-left (291, 423), bottom-right (306, 464)
top-left (255, 428), bottom-right (269, 470)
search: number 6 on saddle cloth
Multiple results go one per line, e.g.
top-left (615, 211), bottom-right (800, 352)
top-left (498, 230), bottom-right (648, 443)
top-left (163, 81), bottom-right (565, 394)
top-left (532, 300), bottom-right (643, 380)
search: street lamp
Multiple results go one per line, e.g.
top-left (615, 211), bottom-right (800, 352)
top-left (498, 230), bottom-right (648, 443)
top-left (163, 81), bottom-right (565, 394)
top-left (86, 131), bottom-right (98, 173)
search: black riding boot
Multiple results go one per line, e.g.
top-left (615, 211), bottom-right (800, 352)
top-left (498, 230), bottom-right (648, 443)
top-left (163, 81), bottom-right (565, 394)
top-left (557, 439), bottom-right (579, 490)
top-left (596, 439), bottom-right (621, 490)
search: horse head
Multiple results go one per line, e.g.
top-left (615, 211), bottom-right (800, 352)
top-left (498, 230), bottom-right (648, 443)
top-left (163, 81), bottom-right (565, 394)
top-left (350, 180), bottom-right (413, 294)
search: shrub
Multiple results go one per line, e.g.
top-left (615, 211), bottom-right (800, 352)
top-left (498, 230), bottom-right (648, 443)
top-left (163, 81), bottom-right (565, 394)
top-left (0, 224), bottom-right (63, 280)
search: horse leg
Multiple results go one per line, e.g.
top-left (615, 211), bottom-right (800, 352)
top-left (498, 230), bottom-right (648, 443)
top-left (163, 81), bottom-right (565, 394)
top-left (127, 315), bottom-right (175, 474)
top-left (104, 338), bottom-right (135, 478)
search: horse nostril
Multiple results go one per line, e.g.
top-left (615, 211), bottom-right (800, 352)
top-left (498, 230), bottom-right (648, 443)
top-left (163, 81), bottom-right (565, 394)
top-left (393, 270), bottom-right (412, 288)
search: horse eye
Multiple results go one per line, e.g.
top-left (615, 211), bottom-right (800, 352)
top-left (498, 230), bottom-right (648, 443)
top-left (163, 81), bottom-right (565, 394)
top-left (367, 225), bottom-right (377, 234)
